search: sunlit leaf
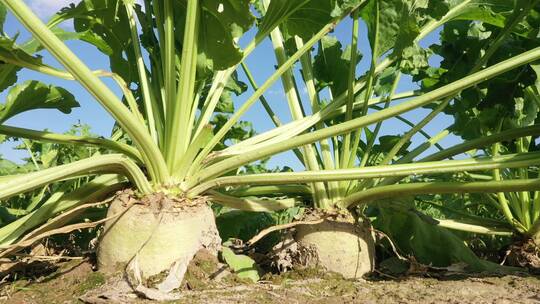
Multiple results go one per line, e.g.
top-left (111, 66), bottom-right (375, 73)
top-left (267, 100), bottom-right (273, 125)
top-left (0, 81), bottom-right (79, 123)
top-left (258, 0), bottom-right (361, 41)
top-left (50, 0), bottom-right (137, 83)
top-left (0, 36), bottom-right (41, 93)
top-left (175, 0), bottom-right (254, 72)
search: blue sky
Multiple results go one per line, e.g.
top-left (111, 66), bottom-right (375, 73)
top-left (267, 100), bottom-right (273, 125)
top-left (1, 1), bottom-right (458, 170)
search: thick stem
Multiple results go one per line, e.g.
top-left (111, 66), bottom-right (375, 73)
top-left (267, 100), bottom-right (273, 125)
top-left (340, 10), bottom-right (361, 171)
top-left (423, 125), bottom-right (540, 162)
top-left (162, 0), bottom-right (175, 115)
top-left (227, 185), bottom-right (312, 197)
top-left (429, 219), bottom-right (513, 236)
top-left (492, 143), bottom-right (524, 231)
top-left (217, 91), bottom-right (417, 158)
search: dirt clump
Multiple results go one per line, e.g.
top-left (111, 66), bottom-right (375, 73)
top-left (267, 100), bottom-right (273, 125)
top-left (505, 238), bottom-right (540, 272)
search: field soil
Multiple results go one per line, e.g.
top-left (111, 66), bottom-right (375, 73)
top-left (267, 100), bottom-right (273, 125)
top-left (1, 259), bottom-right (539, 304)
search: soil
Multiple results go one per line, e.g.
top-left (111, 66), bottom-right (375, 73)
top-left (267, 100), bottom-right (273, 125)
top-left (2, 258), bottom-right (539, 304)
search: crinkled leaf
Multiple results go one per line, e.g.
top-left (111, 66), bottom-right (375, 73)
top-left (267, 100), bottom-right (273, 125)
top-left (0, 81), bottom-right (79, 123)
top-left (313, 36), bottom-right (361, 96)
top-left (256, 0), bottom-right (310, 40)
top-left (399, 44), bottom-right (431, 76)
top-left (221, 247), bottom-right (260, 282)
top-left (450, 0), bottom-right (515, 28)
top-left (415, 66), bottom-right (447, 90)
top-left (0, 37), bottom-right (42, 93)
top-left (417, 0), bottom-right (450, 21)
top-left (215, 94), bottom-right (234, 114)
top-left (258, 0), bottom-right (360, 41)
top-left (429, 17), bottom-right (539, 140)
top-left (212, 114), bottom-right (255, 149)
top-left (510, 96), bottom-right (539, 129)
top-left (22, 26), bottom-right (111, 55)
top-left (200, 0), bottom-right (254, 71)
top-left (50, 0), bottom-right (137, 83)
top-left (176, 0), bottom-right (254, 72)
top-left (40, 149), bottom-right (59, 169)
top-left (375, 135), bottom-right (411, 156)
top-left (428, 22), bottom-right (490, 87)
top-left (516, 5), bottom-right (540, 39)
top-left (360, 0), bottom-right (423, 59)
top-left (532, 63), bottom-right (540, 91)
top-left (373, 66), bottom-right (399, 96)
top-left (199, 71), bottom-right (247, 114)
top-left (281, 0), bottom-right (338, 41)
top-left (0, 63), bottom-right (20, 94)
top-left (360, 0), bottom-right (523, 60)
top-left (441, 0), bottom-right (540, 39)
top-left (216, 71), bottom-right (247, 113)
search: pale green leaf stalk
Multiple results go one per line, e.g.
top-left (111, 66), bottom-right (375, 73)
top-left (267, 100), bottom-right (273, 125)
top-left (166, 0), bottom-right (200, 173)
top-left (0, 175), bottom-right (126, 246)
top-left (189, 46), bottom-right (540, 185)
top-left (124, 2), bottom-right (159, 143)
top-left (206, 191), bottom-right (296, 212)
top-left (0, 154), bottom-right (152, 199)
top-left (295, 37), bottom-right (339, 200)
top-left (264, 0), bottom-right (329, 208)
top-left (186, 15), bottom-right (350, 179)
top-left (189, 151), bottom-right (540, 196)
top-left (3, 0), bottom-right (168, 183)
top-left (0, 125), bottom-right (142, 163)
top-left (340, 179), bottom-right (540, 211)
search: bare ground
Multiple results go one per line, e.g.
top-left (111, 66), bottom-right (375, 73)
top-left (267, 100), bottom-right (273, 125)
top-left (1, 259), bottom-right (539, 304)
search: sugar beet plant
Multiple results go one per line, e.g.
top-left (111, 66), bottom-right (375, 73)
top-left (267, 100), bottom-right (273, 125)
top-left (1, 0), bottom-right (540, 294)
top-left (424, 8), bottom-right (540, 250)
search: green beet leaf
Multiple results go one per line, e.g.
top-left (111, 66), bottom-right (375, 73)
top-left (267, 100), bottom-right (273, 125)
top-left (0, 81), bottom-right (79, 124)
top-left (313, 36), bottom-right (360, 96)
top-left (373, 201), bottom-right (514, 272)
top-left (221, 247), bottom-right (261, 283)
